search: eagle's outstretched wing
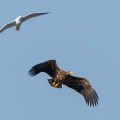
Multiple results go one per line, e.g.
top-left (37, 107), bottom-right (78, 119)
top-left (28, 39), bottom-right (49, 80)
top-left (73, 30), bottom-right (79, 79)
top-left (28, 60), bottom-right (60, 77)
top-left (64, 75), bottom-right (99, 106)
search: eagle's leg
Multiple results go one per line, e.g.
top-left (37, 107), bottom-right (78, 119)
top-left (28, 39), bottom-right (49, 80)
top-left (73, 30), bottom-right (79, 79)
top-left (53, 82), bottom-right (62, 88)
top-left (54, 83), bottom-right (59, 87)
top-left (52, 82), bottom-right (59, 87)
top-left (48, 79), bottom-right (62, 88)
top-left (52, 82), bottom-right (56, 86)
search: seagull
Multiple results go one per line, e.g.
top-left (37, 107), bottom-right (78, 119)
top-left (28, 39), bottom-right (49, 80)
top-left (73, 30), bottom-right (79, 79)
top-left (0, 12), bottom-right (49, 33)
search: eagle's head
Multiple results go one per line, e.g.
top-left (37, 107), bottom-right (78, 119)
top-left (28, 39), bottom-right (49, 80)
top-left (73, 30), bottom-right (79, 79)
top-left (67, 71), bottom-right (73, 75)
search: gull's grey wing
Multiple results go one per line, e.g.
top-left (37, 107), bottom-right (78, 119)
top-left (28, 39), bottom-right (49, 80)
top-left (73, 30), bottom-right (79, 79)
top-left (0, 21), bottom-right (15, 33)
top-left (22, 12), bottom-right (49, 23)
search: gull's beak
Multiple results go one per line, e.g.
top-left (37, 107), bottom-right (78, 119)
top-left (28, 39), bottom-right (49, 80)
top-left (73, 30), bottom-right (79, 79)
top-left (19, 18), bottom-right (21, 20)
top-left (69, 71), bottom-right (73, 74)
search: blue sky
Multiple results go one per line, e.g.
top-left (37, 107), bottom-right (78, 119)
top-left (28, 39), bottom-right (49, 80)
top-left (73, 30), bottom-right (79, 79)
top-left (0, 0), bottom-right (120, 120)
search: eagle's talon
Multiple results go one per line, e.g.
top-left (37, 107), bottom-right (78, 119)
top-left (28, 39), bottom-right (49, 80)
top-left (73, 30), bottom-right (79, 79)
top-left (55, 83), bottom-right (59, 87)
top-left (52, 82), bottom-right (56, 86)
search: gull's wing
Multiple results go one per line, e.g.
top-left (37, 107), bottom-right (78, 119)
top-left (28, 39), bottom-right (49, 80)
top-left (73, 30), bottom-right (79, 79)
top-left (22, 12), bottom-right (49, 23)
top-left (64, 75), bottom-right (99, 107)
top-left (0, 21), bottom-right (15, 33)
top-left (28, 60), bottom-right (60, 78)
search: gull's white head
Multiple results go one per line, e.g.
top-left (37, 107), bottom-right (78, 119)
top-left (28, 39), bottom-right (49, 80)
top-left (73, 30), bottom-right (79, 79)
top-left (18, 16), bottom-right (22, 20)
top-left (16, 16), bottom-right (22, 21)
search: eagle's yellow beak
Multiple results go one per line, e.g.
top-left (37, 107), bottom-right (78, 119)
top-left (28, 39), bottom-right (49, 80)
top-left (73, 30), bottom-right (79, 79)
top-left (69, 71), bottom-right (73, 74)
top-left (19, 18), bottom-right (21, 20)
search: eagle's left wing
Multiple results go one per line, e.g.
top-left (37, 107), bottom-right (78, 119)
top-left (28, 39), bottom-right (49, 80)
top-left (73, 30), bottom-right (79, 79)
top-left (64, 75), bottom-right (99, 107)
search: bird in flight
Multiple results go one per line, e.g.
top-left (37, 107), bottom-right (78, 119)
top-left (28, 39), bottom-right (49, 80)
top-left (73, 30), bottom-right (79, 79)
top-left (28, 60), bottom-right (99, 107)
top-left (0, 12), bottom-right (49, 33)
